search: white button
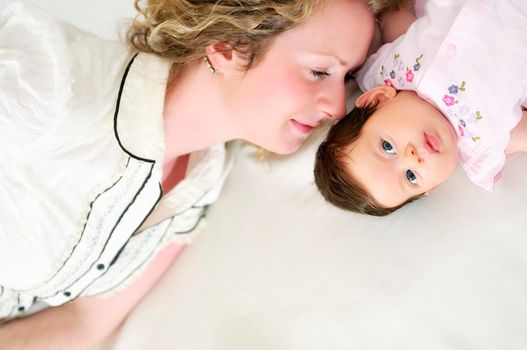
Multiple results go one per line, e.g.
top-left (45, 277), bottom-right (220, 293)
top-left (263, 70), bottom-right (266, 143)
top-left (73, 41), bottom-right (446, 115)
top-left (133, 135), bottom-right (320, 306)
top-left (445, 44), bottom-right (457, 57)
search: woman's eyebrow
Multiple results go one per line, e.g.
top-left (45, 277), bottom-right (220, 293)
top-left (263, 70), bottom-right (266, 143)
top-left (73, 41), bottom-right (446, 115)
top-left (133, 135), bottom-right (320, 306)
top-left (330, 54), bottom-right (347, 67)
top-left (308, 52), bottom-right (348, 67)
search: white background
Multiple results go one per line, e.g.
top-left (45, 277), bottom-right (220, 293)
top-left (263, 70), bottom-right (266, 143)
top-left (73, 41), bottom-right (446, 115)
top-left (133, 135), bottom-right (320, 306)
top-left (0, 0), bottom-right (134, 40)
top-left (3, 2), bottom-right (527, 349)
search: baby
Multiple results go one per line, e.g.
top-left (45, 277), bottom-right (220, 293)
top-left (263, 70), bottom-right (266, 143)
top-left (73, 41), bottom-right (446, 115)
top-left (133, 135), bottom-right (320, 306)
top-left (315, 0), bottom-right (527, 216)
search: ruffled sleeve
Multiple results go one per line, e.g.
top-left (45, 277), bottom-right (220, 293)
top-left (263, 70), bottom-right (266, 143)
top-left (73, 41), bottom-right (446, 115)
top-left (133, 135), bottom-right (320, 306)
top-left (0, 2), bottom-right (75, 138)
top-left (0, 2), bottom-right (129, 293)
top-left (0, 3), bottom-right (77, 294)
top-left (460, 136), bottom-right (509, 192)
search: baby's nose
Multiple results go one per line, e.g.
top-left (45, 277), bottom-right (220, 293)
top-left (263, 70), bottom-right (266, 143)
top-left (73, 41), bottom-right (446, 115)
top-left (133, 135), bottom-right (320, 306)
top-left (405, 144), bottom-right (424, 165)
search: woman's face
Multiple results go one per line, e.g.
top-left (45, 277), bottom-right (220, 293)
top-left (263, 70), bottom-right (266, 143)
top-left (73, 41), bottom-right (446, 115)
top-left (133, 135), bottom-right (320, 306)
top-left (230, 0), bottom-right (375, 154)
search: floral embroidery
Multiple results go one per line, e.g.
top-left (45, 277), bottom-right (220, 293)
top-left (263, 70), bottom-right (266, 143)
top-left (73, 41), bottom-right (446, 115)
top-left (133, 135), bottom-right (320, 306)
top-left (393, 54), bottom-right (404, 72)
top-left (442, 80), bottom-right (482, 142)
top-left (413, 54), bottom-right (423, 71)
top-left (405, 68), bottom-right (414, 83)
top-left (442, 95), bottom-right (456, 106)
top-left (380, 53), bottom-right (423, 89)
top-left (458, 105), bottom-right (470, 115)
top-left (447, 81), bottom-right (465, 95)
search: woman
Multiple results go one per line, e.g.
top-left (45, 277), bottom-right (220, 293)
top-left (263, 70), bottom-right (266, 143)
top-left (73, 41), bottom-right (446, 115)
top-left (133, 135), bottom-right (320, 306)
top-left (0, 0), bottom-right (400, 348)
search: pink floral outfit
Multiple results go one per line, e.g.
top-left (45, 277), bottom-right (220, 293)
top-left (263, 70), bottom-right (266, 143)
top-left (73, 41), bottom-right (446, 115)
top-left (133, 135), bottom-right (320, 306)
top-left (357, 0), bottom-right (527, 191)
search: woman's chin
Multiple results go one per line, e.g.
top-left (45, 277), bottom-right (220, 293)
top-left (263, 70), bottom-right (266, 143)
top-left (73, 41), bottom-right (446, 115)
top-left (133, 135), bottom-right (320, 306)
top-left (258, 138), bottom-right (304, 155)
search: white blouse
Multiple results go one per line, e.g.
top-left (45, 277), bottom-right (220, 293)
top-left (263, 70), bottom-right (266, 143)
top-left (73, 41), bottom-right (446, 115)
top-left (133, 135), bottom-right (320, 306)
top-left (0, 2), bottom-right (233, 321)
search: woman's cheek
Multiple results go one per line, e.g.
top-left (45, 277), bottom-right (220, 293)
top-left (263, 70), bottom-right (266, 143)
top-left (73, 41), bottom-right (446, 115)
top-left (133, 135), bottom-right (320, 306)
top-left (276, 75), bottom-right (313, 109)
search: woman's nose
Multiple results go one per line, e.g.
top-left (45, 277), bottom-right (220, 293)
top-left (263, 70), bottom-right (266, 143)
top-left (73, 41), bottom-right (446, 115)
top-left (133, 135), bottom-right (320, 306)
top-left (318, 83), bottom-right (347, 120)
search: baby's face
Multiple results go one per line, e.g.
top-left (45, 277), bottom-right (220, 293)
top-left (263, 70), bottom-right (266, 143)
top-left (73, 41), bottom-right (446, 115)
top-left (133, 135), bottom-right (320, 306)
top-left (345, 91), bottom-right (458, 208)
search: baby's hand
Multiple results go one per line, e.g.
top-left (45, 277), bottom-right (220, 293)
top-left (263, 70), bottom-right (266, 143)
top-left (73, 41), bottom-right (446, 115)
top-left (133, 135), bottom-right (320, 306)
top-left (506, 109), bottom-right (527, 154)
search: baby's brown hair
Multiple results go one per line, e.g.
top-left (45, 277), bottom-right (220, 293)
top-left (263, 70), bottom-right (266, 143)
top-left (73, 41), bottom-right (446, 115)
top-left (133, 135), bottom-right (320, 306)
top-left (314, 104), bottom-right (423, 216)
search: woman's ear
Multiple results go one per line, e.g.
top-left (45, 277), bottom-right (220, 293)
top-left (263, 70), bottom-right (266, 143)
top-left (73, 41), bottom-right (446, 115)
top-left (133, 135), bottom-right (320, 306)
top-left (205, 43), bottom-right (246, 75)
top-left (355, 85), bottom-right (397, 108)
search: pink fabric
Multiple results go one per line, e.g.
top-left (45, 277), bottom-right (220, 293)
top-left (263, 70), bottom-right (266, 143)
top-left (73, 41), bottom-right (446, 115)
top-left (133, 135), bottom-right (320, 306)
top-left (358, 0), bottom-right (527, 191)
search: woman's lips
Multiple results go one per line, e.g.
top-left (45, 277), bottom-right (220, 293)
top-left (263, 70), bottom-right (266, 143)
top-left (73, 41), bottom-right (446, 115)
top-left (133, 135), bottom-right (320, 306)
top-left (424, 132), bottom-right (441, 153)
top-left (291, 119), bottom-right (314, 134)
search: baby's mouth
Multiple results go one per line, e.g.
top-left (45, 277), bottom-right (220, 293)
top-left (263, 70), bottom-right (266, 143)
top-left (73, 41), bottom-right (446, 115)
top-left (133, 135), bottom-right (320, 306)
top-left (424, 133), bottom-right (441, 154)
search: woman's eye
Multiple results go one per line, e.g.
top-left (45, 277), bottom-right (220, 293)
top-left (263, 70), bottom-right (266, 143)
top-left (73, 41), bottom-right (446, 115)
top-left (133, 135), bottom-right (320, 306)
top-left (381, 140), bottom-right (396, 154)
top-left (310, 70), bottom-right (330, 80)
top-left (406, 169), bottom-right (417, 185)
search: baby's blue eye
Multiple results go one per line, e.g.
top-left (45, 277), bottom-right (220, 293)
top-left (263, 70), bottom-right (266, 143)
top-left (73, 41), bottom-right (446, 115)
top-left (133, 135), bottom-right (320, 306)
top-left (382, 140), bottom-right (396, 154)
top-left (406, 170), bottom-right (417, 185)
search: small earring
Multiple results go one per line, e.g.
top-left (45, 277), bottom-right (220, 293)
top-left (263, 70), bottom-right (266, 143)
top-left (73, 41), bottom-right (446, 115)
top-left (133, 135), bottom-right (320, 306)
top-left (203, 56), bottom-right (216, 74)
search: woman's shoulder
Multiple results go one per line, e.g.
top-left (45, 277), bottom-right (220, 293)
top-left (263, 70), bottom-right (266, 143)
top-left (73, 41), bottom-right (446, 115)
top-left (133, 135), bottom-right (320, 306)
top-left (0, 2), bottom-right (130, 135)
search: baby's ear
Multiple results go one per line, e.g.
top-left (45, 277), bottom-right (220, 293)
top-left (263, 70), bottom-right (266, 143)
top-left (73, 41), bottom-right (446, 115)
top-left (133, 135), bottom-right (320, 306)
top-left (355, 86), bottom-right (397, 108)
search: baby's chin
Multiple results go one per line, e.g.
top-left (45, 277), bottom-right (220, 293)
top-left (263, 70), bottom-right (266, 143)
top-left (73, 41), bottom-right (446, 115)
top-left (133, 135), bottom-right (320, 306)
top-left (441, 148), bottom-right (459, 183)
top-left (437, 126), bottom-right (459, 179)
top-left (439, 117), bottom-right (459, 154)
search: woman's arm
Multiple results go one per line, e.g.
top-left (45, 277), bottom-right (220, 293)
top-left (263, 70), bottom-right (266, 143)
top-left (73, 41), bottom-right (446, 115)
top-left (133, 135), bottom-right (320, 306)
top-left (0, 243), bottom-right (184, 350)
top-left (506, 110), bottom-right (527, 154)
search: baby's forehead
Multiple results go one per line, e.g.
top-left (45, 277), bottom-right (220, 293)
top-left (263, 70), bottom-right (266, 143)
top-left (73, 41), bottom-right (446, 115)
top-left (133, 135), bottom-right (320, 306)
top-left (336, 142), bottom-right (358, 175)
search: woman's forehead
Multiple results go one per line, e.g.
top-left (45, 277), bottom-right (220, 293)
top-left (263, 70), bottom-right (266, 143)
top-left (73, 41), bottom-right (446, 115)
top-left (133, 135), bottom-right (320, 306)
top-left (275, 0), bottom-right (374, 66)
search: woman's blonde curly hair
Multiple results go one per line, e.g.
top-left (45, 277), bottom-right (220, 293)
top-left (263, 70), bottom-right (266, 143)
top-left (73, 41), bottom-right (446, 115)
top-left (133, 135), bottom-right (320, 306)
top-left (127, 0), bottom-right (316, 79)
top-left (127, 0), bottom-right (405, 79)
